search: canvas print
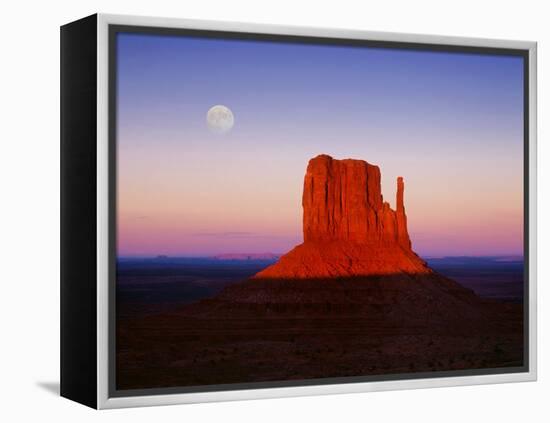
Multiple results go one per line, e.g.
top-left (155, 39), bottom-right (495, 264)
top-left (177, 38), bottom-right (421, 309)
top-left (114, 31), bottom-right (525, 392)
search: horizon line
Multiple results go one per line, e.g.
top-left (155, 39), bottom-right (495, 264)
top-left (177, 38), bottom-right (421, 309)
top-left (117, 253), bottom-right (525, 259)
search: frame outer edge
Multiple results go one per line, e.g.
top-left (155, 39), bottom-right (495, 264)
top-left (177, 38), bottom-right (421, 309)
top-left (98, 13), bottom-right (537, 49)
top-left (528, 43), bottom-right (537, 381)
top-left (95, 13), bottom-right (538, 409)
top-left (97, 13), bottom-right (109, 409)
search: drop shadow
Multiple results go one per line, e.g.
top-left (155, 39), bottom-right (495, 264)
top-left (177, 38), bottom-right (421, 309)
top-left (36, 381), bottom-right (60, 396)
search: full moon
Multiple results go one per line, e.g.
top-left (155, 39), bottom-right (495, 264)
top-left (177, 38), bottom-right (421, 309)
top-left (206, 105), bottom-right (234, 134)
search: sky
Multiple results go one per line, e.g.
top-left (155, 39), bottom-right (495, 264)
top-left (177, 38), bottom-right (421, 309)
top-left (116, 32), bottom-right (525, 257)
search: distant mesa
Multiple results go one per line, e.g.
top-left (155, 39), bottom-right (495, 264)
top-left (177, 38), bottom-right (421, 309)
top-left (254, 154), bottom-right (431, 279)
top-left (212, 253), bottom-right (281, 261)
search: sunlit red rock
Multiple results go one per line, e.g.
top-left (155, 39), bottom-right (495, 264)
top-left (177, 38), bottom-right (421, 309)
top-left (254, 154), bottom-right (429, 279)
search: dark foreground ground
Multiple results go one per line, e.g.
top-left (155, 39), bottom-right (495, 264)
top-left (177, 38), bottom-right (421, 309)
top-left (116, 256), bottom-right (524, 390)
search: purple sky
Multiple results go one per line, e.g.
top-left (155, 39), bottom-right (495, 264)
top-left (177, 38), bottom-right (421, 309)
top-left (116, 32), bottom-right (525, 257)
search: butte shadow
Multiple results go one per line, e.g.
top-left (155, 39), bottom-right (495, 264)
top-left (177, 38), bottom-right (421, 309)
top-left (116, 155), bottom-right (524, 390)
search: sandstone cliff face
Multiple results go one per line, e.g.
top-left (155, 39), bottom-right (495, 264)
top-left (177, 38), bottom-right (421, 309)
top-left (254, 154), bottom-right (429, 279)
top-left (302, 155), bottom-right (411, 247)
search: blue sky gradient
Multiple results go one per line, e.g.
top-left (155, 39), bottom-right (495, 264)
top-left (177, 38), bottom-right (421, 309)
top-left (116, 32), bottom-right (524, 257)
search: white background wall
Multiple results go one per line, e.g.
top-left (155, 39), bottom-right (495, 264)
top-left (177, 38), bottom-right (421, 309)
top-left (1, 0), bottom-right (547, 421)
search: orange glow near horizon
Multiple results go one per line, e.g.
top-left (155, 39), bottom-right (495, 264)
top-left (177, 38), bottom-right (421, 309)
top-left (117, 144), bottom-right (523, 257)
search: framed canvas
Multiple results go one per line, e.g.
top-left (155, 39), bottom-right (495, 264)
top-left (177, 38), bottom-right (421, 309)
top-left (60, 13), bottom-right (537, 409)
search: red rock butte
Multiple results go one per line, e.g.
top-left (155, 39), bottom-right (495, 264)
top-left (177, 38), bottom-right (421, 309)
top-left (254, 154), bottom-right (432, 279)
